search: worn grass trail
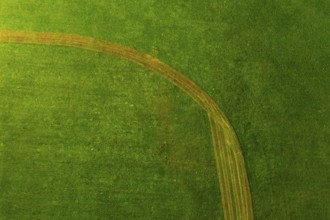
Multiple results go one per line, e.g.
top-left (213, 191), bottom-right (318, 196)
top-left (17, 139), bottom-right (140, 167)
top-left (0, 30), bottom-right (254, 220)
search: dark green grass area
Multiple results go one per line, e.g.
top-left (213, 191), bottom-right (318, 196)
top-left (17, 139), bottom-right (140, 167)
top-left (0, 0), bottom-right (329, 219)
top-left (0, 45), bottom-right (221, 219)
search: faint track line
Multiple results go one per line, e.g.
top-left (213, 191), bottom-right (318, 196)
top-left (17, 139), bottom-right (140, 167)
top-left (0, 30), bottom-right (254, 220)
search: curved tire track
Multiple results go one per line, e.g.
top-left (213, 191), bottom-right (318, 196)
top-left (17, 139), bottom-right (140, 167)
top-left (0, 30), bottom-right (254, 220)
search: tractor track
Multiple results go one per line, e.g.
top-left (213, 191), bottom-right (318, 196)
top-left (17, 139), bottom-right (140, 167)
top-left (0, 30), bottom-right (254, 220)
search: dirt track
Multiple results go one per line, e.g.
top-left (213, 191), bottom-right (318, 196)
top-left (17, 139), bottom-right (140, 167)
top-left (0, 30), bottom-right (254, 220)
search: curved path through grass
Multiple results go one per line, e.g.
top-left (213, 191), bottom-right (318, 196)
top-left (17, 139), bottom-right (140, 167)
top-left (0, 30), bottom-right (254, 220)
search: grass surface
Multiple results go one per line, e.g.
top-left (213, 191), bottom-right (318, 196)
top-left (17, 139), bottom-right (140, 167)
top-left (0, 44), bottom-right (221, 219)
top-left (0, 0), bottom-right (329, 219)
top-left (0, 30), bottom-right (254, 219)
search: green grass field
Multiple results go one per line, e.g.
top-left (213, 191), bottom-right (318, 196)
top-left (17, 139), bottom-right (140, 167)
top-left (0, 1), bottom-right (329, 219)
top-left (0, 43), bottom-right (223, 219)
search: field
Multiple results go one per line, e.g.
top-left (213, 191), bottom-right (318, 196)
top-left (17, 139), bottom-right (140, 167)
top-left (0, 1), bottom-right (329, 219)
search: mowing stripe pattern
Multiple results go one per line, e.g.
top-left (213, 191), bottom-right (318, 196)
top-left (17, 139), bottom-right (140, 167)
top-left (0, 30), bottom-right (254, 220)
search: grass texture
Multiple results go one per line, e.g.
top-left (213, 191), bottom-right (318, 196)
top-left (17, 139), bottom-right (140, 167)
top-left (0, 1), bottom-right (329, 219)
